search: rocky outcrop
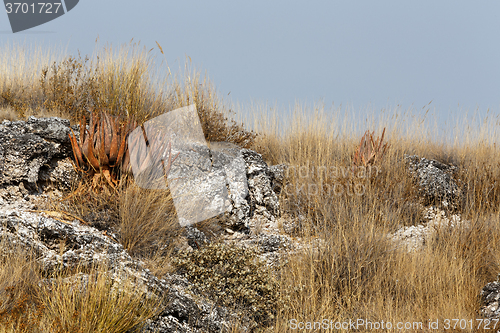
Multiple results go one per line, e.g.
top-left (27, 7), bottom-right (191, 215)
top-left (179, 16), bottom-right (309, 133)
top-left (480, 276), bottom-right (500, 319)
top-left (0, 117), bottom-right (284, 233)
top-left (240, 149), bottom-right (282, 230)
top-left (389, 155), bottom-right (465, 252)
top-left (165, 144), bottom-right (283, 232)
top-left (0, 117), bottom-right (78, 207)
top-left (0, 116), bottom-right (287, 332)
top-left (0, 208), bottom-right (240, 333)
top-left (166, 142), bottom-right (253, 230)
top-left (170, 146), bottom-right (293, 269)
top-left (405, 155), bottom-right (461, 210)
top-left (0, 117), bottom-right (76, 186)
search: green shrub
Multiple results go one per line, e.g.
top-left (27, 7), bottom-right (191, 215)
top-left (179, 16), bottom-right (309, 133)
top-left (171, 242), bottom-right (279, 325)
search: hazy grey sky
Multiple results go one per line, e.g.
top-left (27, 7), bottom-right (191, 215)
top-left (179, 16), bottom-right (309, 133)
top-left (1, 1), bottom-right (500, 131)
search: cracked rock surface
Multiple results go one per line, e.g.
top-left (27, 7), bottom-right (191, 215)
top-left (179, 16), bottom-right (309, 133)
top-left (0, 117), bottom-right (76, 187)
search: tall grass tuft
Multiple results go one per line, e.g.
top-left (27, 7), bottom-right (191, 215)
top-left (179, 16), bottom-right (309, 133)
top-left (0, 235), bottom-right (162, 333)
top-left (40, 264), bottom-right (162, 333)
top-left (0, 237), bottom-right (45, 332)
top-left (117, 181), bottom-right (180, 259)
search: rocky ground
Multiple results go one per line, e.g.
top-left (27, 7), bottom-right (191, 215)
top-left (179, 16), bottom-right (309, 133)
top-left (0, 116), bottom-right (499, 331)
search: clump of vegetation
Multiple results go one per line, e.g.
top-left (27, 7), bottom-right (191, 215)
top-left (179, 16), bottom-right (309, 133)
top-left (57, 179), bottom-right (180, 264)
top-left (352, 127), bottom-right (390, 168)
top-left (0, 237), bottom-right (161, 333)
top-left (117, 181), bottom-right (180, 260)
top-left (69, 109), bottom-right (138, 192)
top-left (172, 242), bottom-right (280, 325)
top-left (0, 240), bottom-right (44, 332)
top-left (36, 47), bottom-right (165, 124)
top-left (40, 266), bottom-right (162, 333)
top-left (0, 41), bottom-right (257, 149)
top-left (39, 54), bottom-right (96, 121)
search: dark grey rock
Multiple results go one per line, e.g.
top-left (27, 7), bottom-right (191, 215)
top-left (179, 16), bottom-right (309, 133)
top-left (24, 116), bottom-right (73, 144)
top-left (481, 277), bottom-right (500, 318)
top-left (241, 149), bottom-right (280, 229)
top-left (184, 225), bottom-right (209, 249)
top-left (0, 116), bottom-right (77, 192)
top-left (405, 155), bottom-right (460, 210)
top-left (268, 164), bottom-right (287, 194)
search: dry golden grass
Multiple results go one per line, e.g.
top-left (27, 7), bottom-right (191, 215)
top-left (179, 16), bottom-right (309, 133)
top-left (40, 264), bottom-right (162, 333)
top-left (3, 40), bottom-right (500, 332)
top-left (57, 178), bottom-right (180, 263)
top-left (0, 41), bottom-right (65, 115)
top-left (117, 180), bottom-right (180, 259)
top-left (165, 59), bottom-right (256, 147)
top-left (0, 238), bottom-right (162, 333)
top-left (0, 40), bottom-right (256, 147)
top-left (243, 103), bottom-right (500, 332)
top-left (0, 106), bottom-right (19, 122)
top-left (0, 238), bottom-right (45, 332)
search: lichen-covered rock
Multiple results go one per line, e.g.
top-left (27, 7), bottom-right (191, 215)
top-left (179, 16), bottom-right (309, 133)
top-left (0, 117), bottom-right (77, 193)
top-left (268, 164), bottom-right (287, 194)
top-left (241, 149), bottom-right (280, 230)
top-left (405, 155), bottom-right (461, 210)
top-left (481, 277), bottom-right (500, 319)
top-left (167, 144), bottom-right (282, 233)
top-left (209, 145), bottom-right (251, 230)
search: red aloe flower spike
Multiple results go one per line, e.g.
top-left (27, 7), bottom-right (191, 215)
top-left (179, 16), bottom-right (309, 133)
top-left (353, 128), bottom-right (389, 168)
